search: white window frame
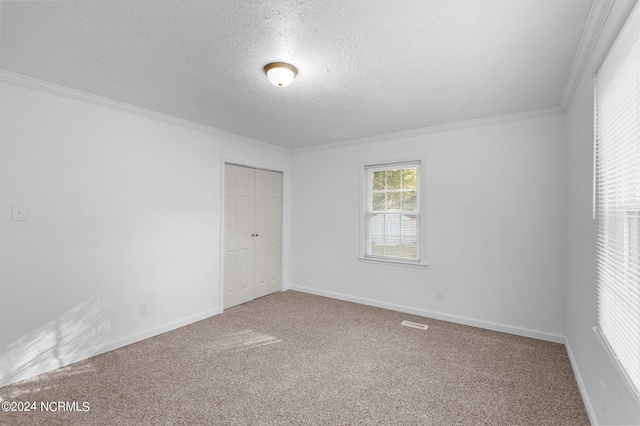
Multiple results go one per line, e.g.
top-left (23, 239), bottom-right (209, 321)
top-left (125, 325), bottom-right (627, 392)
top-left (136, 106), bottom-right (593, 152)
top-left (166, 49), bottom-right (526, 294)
top-left (593, 1), bottom-right (640, 403)
top-left (359, 157), bottom-right (427, 267)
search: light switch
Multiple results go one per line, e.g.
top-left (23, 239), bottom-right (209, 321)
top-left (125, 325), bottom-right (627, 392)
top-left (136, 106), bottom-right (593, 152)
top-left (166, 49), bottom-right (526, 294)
top-left (12, 205), bottom-right (28, 222)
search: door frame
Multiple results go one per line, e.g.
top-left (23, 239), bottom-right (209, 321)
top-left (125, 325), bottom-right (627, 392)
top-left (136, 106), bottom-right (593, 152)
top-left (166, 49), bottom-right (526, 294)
top-left (219, 158), bottom-right (285, 313)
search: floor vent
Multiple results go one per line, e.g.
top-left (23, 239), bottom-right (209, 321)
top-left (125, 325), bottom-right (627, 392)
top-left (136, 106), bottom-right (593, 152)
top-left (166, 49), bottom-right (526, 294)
top-left (401, 320), bottom-right (428, 330)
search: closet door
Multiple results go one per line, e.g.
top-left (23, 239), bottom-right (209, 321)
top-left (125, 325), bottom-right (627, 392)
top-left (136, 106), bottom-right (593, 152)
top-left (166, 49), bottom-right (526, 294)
top-left (224, 165), bottom-right (255, 309)
top-left (254, 170), bottom-right (282, 298)
top-left (224, 165), bottom-right (282, 309)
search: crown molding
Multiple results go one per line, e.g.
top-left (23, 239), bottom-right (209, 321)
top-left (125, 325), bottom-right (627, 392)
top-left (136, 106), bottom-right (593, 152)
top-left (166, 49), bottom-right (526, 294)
top-left (292, 106), bottom-right (564, 154)
top-left (0, 69), bottom-right (291, 154)
top-left (560, 0), bottom-right (616, 111)
top-left (0, 70), bottom-right (563, 156)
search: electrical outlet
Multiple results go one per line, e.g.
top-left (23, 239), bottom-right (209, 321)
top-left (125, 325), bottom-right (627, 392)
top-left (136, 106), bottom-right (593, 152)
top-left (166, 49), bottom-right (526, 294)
top-left (140, 302), bottom-right (151, 316)
top-left (12, 205), bottom-right (28, 222)
top-left (436, 287), bottom-right (444, 299)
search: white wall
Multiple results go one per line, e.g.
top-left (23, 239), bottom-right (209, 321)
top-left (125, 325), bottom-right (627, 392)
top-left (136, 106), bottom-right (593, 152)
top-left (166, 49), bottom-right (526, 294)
top-left (565, 1), bottom-right (640, 424)
top-left (0, 78), bottom-right (292, 387)
top-left (6, 8), bottom-right (640, 420)
top-left (291, 112), bottom-right (567, 342)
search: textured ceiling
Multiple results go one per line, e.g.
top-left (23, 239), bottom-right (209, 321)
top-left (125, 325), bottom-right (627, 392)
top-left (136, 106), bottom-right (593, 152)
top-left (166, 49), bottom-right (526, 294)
top-left (0, 0), bottom-right (592, 149)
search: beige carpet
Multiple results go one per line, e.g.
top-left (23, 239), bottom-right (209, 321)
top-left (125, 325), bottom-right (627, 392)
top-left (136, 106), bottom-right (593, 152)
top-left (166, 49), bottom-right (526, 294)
top-left (0, 290), bottom-right (589, 425)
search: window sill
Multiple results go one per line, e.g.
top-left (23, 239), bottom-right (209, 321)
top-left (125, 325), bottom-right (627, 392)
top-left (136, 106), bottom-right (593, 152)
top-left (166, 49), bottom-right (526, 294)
top-left (592, 326), bottom-right (640, 403)
top-left (358, 257), bottom-right (428, 269)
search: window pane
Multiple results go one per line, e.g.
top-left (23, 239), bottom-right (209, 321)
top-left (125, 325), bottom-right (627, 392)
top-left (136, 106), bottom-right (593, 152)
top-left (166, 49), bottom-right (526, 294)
top-left (387, 192), bottom-right (401, 210)
top-left (376, 214), bottom-right (399, 257)
top-left (400, 243), bottom-right (417, 259)
top-left (387, 169), bottom-right (401, 190)
top-left (402, 191), bottom-right (417, 211)
top-left (372, 193), bottom-right (385, 211)
top-left (402, 168), bottom-right (417, 189)
top-left (372, 171), bottom-right (385, 190)
top-left (370, 213), bottom-right (385, 255)
top-left (371, 243), bottom-right (386, 256)
top-left (400, 214), bottom-right (417, 242)
top-left (384, 214), bottom-right (400, 244)
top-left (399, 214), bottom-right (417, 259)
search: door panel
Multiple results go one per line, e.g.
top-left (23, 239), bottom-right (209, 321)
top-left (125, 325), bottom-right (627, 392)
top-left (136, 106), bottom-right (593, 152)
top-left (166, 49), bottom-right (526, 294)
top-left (224, 165), bottom-right (255, 309)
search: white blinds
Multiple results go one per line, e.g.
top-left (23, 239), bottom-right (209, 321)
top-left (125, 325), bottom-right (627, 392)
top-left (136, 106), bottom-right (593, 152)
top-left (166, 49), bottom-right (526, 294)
top-left (595, 2), bottom-right (640, 398)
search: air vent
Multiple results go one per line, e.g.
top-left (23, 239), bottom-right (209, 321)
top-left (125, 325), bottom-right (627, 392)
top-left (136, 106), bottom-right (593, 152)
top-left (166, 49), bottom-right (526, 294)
top-left (401, 320), bottom-right (428, 330)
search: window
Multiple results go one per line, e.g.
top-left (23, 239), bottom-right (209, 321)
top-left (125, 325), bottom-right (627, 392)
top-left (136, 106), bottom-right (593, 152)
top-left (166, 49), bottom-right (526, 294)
top-left (361, 160), bottom-right (426, 265)
top-left (594, 2), bottom-right (640, 399)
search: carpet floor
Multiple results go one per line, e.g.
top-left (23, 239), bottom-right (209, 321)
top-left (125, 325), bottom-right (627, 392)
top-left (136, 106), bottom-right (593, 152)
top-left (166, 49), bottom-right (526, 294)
top-left (0, 290), bottom-right (589, 425)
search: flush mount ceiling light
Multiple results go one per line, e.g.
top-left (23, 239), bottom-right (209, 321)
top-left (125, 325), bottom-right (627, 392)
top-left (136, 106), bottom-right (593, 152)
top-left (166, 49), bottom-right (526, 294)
top-left (264, 62), bottom-right (297, 87)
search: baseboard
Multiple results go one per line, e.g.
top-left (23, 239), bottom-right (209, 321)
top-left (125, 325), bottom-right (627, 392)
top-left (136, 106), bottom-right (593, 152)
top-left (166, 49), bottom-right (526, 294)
top-left (0, 307), bottom-right (220, 388)
top-left (96, 307), bottom-right (221, 356)
top-left (565, 337), bottom-right (598, 425)
top-left (289, 285), bottom-right (565, 344)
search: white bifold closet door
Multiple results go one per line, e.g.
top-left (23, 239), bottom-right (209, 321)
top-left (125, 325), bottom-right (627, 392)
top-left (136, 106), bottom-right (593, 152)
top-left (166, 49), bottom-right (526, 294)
top-left (224, 164), bottom-right (282, 309)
